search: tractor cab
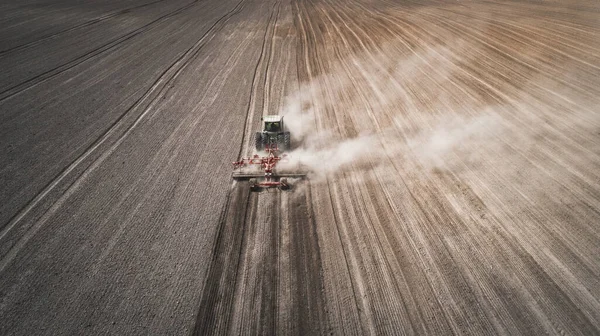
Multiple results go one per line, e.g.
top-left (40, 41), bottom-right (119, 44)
top-left (264, 121), bottom-right (281, 132)
top-left (255, 115), bottom-right (291, 151)
top-left (263, 115), bottom-right (283, 133)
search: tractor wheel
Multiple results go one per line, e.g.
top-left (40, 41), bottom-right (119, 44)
top-left (255, 132), bottom-right (263, 151)
top-left (280, 178), bottom-right (290, 190)
top-left (249, 178), bottom-right (259, 192)
top-left (283, 132), bottom-right (291, 151)
top-left (277, 134), bottom-right (285, 151)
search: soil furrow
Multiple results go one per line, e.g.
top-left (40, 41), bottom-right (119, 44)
top-left (1, 0), bottom-right (600, 334)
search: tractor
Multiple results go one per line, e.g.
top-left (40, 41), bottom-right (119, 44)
top-left (255, 115), bottom-right (291, 152)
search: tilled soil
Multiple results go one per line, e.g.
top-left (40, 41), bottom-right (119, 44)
top-left (1, 0), bottom-right (599, 335)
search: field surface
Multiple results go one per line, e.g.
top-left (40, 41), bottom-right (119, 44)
top-left (1, 0), bottom-right (599, 334)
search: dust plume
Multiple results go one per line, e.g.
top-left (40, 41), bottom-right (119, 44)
top-left (278, 39), bottom-right (503, 179)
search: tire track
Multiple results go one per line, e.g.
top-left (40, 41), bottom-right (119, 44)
top-left (292, 0), bottom-right (366, 333)
top-left (327, 24), bottom-right (452, 332)
top-left (238, 0), bottom-right (281, 158)
top-left (0, 0), bottom-right (248, 272)
top-left (322, 29), bottom-right (464, 332)
top-left (2, 0), bottom-right (600, 334)
top-left (303, 14), bottom-right (447, 327)
top-left (297, 0), bottom-right (379, 332)
top-left (0, 0), bottom-right (169, 56)
top-left (194, 1), bottom-right (330, 333)
top-left (193, 182), bottom-right (254, 335)
top-left (193, 1), bottom-right (283, 334)
top-left (286, 0), bottom-right (600, 334)
top-left (278, 185), bottom-right (329, 334)
top-left (227, 191), bottom-right (280, 334)
top-left (368, 7), bottom-right (598, 157)
top-left (0, 0), bottom-right (199, 103)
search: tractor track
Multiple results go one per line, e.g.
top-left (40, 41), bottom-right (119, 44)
top-left (193, 1), bottom-right (284, 333)
top-left (0, 0), bottom-right (170, 56)
top-left (0, 0), bottom-right (199, 102)
top-left (0, 0), bottom-right (247, 270)
top-left (1, 0), bottom-right (600, 335)
top-left (238, 0), bottom-right (281, 159)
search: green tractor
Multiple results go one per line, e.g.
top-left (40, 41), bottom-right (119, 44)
top-left (255, 115), bottom-right (291, 151)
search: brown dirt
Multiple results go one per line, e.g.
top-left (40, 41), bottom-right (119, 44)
top-left (0, 0), bottom-right (599, 335)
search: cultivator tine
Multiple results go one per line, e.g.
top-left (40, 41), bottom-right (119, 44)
top-left (232, 145), bottom-right (306, 190)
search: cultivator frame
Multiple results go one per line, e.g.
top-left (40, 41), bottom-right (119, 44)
top-left (232, 144), bottom-right (306, 190)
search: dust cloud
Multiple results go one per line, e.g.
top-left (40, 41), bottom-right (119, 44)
top-left (279, 40), bottom-right (503, 179)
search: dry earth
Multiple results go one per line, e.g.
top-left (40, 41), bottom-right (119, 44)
top-left (1, 0), bottom-right (599, 335)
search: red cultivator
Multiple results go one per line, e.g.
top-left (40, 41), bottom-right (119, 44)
top-left (232, 144), bottom-right (306, 190)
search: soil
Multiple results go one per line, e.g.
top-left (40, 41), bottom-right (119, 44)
top-left (1, 0), bottom-right (599, 334)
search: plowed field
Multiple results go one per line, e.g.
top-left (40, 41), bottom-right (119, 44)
top-left (1, 0), bottom-right (599, 334)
